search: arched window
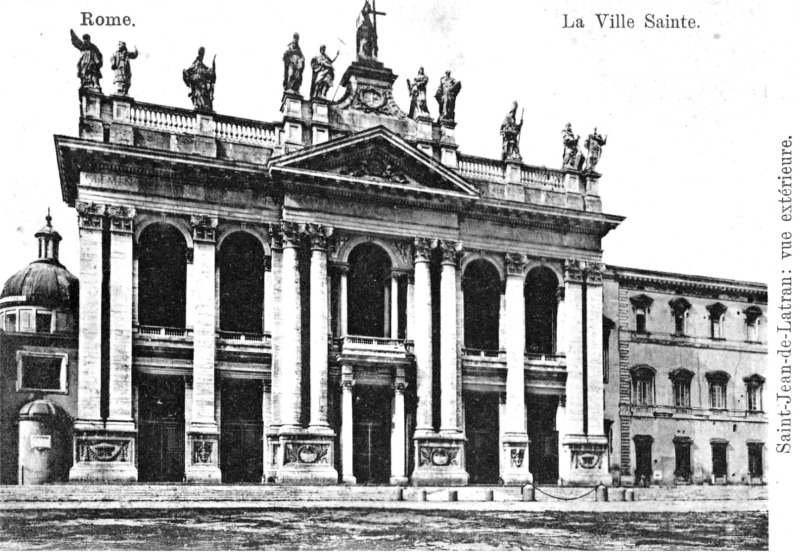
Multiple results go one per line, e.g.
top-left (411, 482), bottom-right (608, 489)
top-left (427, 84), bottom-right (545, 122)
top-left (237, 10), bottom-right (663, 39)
top-left (705, 371), bottom-right (730, 409)
top-left (219, 232), bottom-right (265, 333)
top-left (524, 267), bottom-right (559, 354)
top-left (462, 260), bottom-right (502, 351)
top-left (669, 368), bottom-right (694, 408)
top-left (744, 374), bottom-right (765, 412)
top-left (348, 243), bottom-right (392, 337)
top-left (138, 223), bottom-right (187, 328)
top-left (631, 366), bottom-right (655, 406)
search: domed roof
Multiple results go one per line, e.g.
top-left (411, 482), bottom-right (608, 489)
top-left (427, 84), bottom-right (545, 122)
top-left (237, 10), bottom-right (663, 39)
top-left (19, 399), bottom-right (59, 419)
top-left (0, 213), bottom-right (78, 311)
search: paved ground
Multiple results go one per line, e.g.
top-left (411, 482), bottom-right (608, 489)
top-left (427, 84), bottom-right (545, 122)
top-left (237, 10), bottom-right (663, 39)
top-left (0, 507), bottom-right (768, 550)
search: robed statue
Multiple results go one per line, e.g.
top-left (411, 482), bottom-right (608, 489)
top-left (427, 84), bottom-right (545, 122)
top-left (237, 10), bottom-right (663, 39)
top-left (584, 128), bottom-right (608, 173)
top-left (310, 45), bottom-right (339, 99)
top-left (500, 101), bottom-right (524, 161)
top-left (435, 70), bottom-right (461, 122)
top-left (406, 67), bottom-right (430, 119)
top-left (110, 41), bottom-right (138, 96)
top-left (356, 0), bottom-right (379, 59)
top-left (70, 30), bottom-right (103, 92)
top-left (283, 33), bottom-right (305, 94)
top-left (561, 122), bottom-right (585, 170)
top-left (183, 47), bottom-right (216, 111)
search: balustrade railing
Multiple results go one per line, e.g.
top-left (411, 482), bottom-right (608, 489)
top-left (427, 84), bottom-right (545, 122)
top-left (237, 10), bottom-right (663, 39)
top-left (135, 325), bottom-right (192, 338)
top-left (214, 115), bottom-right (279, 147)
top-left (341, 335), bottom-right (406, 351)
top-left (129, 103), bottom-right (197, 134)
top-left (524, 352), bottom-right (567, 363)
top-left (218, 330), bottom-right (271, 344)
top-left (462, 348), bottom-right (506, 358)
top-left (520, 166), bottom-right (565, 188)
top-left (457, 156), bottom-right (505, 182)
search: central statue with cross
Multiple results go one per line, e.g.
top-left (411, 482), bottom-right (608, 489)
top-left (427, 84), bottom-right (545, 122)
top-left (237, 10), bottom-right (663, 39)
top-left (356, 0), bottom-right (386, 61)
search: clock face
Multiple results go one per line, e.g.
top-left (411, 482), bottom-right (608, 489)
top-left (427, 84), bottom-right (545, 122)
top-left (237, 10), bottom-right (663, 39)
top-left (359, 88), bottom-right (384, 109)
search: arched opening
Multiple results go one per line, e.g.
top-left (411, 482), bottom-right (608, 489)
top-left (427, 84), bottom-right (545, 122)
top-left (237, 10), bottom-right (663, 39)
top-left (219, 232), bottom-right (265, 333)
top-left (138, 224), bottom-right (187, 328)
top-left (462, 260), bottom-right (502, 351)
top-left (524, 267), bottom-right (559, 354)
top-left (347, 243), bottom-right (392, 337)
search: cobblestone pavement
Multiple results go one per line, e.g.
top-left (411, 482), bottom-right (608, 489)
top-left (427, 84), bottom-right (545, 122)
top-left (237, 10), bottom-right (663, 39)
top-left (0, 507), bottom-right (767, 550)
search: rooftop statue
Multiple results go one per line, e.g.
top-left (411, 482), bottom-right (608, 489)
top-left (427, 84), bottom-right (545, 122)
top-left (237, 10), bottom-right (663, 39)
top-left (183, 47), bottom-right (216, 111)
top-left (500, 101), bottom-right (524, 161)
top-left (310, 45), bottom-right (339, 100)
top-left (110, 41), bottom-right (138, 96)
top-left (435, 70), bottom-right (461, 122)
top-left (561, 122), bottom-right (585, 170)
top-left (356, 0), bottom-right (385, 60)
top-left (584, 128), bottom-right (608, 173)
top-left (70, 30), bottom-right (103, 93)
top-left (406, 67), bottom-right (430, 119)
top-left (283, 33), bottom-right (305, 94)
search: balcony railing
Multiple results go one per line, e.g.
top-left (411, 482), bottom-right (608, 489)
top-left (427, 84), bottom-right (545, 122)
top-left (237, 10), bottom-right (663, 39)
top-left (341, 335), bottom-right (406, 351)
top-left (457, 156), bottom-right (505, 183)
top-left (214, 114), bottom-right (279, 147)
top-left (130, 102), bottom-right (198, 134)
top-left (135, 325), bottom-right (193, 338)
top-left (217, 330), bottom-right (271, 345)
top-left (524, 352), bottom-right (566, 363)
top-left (462, 348), bottom-right (506, 358)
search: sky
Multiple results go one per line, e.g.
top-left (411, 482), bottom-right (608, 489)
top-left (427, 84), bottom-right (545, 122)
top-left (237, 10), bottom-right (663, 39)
top-left (0, 0), bottom-right (795, 286)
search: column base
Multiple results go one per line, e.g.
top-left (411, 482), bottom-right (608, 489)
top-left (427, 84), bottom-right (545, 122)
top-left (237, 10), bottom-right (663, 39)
top-left (390, 475), bottom-right (409, 486)
top-left (500, 433), bottom-right (533, 486)
top-left (410, 434), bottom-right (469, 487)
top-left (275, 432), bottom-right (338, 485)
top-left (560, 434), bottom-right (612, 486)
top-left (341, 474), bottom-right (357, 485)
top-left (69, 427), bottom-right (137, 482)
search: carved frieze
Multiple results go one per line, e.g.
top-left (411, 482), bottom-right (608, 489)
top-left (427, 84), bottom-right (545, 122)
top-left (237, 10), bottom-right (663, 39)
top-left (76, 439), bottom-right (130, 463)
top-left (510, 448), bottom-right (526, 468)
top-left (75, 202), bottom-right (106, 230)
top-left (504, 252), bottom-right (528, 276)
top-left (389, 240), bottom-right (412, 267)
top-left (193, 441), bottom-right (215, 464)
top-left (419, 446), bottom-right (459, 467)
top-left (568, 443), bottom-right (606, 470)
top-left (285, 443), bottom-right (330, 465)
top-left (341, 157), bottom-right (409, 183)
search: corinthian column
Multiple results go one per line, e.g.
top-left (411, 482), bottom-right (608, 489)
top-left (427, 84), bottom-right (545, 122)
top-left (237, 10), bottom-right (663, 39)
top-left (307, 223), bottom-right (333, 431)
top-left (413, 238), bottom-right (434, 434)
top-left (439, 240), bottom-right (460, 434)
top-left (279, 221), bottom-right (303, 432)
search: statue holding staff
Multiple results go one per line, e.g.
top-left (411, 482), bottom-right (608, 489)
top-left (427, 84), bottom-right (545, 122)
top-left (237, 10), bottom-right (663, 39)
top-left (406, 67), bottom-right (430, 119)
top-left (283, 33), bottom-right (305, 94)
top-left (70, 30), bottom-right (103, 92)
top-left (110, 41), bottom-right (138, 96)
top-left (500, 101), bottom-right (524, 161)
top-left (310, 45), bottom-right (339, 100)
top-left (584, 128), bottom-right (608, 172)
top-left (183, 47), bottom-right (216, 111)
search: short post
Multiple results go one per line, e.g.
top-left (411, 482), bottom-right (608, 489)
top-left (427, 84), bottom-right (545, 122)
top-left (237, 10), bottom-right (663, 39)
top-left (419, 489), bottom-right (427, 502)
top-left (624, 488), bottom-right (635, 502)
top-left (483, 489), bottom-right (494, 502)
top-left (522, 483), bottom-right (534, 502)
top-left (447, 490), bottom-right (458, 502)
top-left (393, 487), bottom-right (403, 501)
top-left (596, 485), bottom-right (608, 502)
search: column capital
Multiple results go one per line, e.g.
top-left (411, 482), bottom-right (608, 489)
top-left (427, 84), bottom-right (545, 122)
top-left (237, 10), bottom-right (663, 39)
top-left (263, 256), bottom-right (273, 272)
top-left (108, 206), bottom-right (136, 233)
top-left (499, 391), bottom-right (507, 405)
top-left (504, 252), bottom-right (528, 276)
top-left (190, 215), bottom-right (218, 243)
top-left (76, 201), bottom-right (106, 230)
top-left (438, 240), bottom-right (462, 266)
top-left (279, 221), bottom-right (304, 249)
top-left (394, 380), bottom-right (407, 394)
top-left (556, 285), bottom-right (565, 301)
top-left (414, 237), bottom-right (435, 262)
top-left (306, 222), bottom-right (334, 251)
top-left (333, 262), bottom-right (350, 275)
top-left (586, 262), bottom-right (606, 285)
top-left (267, 223), bottom-right (284, 251)
top-left (564, 259), bottom-right (585, 283)
top-left (184, 375), bottom-right (193, 388)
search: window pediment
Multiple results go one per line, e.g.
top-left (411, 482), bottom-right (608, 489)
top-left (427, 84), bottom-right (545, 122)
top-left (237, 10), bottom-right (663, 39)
top-left (706, 302), bottom-right (728, 318)
top-left (744, 305), bottom-right (762, 324)
top-left (668, 368), bottom-right (694, 382)
top-left (668, 297), bottom-right (691, 314)
top-left (629, 294), bottom-right (654, 310)
top-left (705, 370), bottom-right (730, 383)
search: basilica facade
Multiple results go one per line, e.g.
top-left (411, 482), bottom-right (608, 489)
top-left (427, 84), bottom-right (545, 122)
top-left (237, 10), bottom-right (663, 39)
top-left (0, 10), bottom-right (767, 488)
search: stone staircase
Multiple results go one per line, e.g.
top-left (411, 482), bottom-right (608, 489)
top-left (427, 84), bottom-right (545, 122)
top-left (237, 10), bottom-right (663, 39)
top-left (0, 483), bottom-right (767, 506)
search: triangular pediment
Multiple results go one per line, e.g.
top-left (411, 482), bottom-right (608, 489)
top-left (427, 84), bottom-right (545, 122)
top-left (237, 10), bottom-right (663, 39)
top-left (269, 126), bottom-right (480, 198)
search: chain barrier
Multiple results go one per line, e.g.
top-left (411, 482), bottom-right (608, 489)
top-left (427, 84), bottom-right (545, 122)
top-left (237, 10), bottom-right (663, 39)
top-left (530, 484), bottom-right (600, 501)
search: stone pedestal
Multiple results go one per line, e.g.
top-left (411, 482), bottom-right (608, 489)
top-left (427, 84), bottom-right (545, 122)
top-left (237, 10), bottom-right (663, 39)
top-left (561, 435), bottom-right (612, 486)
top-left (79, 91), bottom-right (104, 141)
top-left (110, 96), bottom-right (134, 145)
top-left (411, 433), bottom-right (469, 486)
top-left (281, 92), bottom-right (304, 154)
top-left (185, 426), bottom-right (222, 483)
top-left (193, 111), bottom-right (217, 157)
top-left (69, 423), bottom-right (138, 482)
top-left (275, 431), bottom-right (338, 485)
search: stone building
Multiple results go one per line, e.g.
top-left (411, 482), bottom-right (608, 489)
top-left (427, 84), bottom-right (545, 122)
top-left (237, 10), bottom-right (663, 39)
top-left (0, 10), bottom-right (767, 487)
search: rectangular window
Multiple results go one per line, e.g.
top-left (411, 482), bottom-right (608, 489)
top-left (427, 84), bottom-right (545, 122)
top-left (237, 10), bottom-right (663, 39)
top-left (4, 312), bottom-right (17, 332)
top-left (16, 352), bottom-right (67, 393)
top-left (747, 444), bottom-right (763, 477)
top-left (674, 381), bottom-right (690, 407)
top-left (710, 316), bottom-right (721, 339)
top-left (55, 312), bottom-right (70, 333)
top-left (635, 308), bottom-right (646, 333)
top-left (710, 382), bottom-right (726, 409)
top-left (19, 309), bottom-right (34, 332)
top-left (675, 312), bottom-right (685, 334)
top-left (602, 327), bottom-right (611, 384)
top-left (747, 385), bottom-right (762, 411)
top-left (36, 312), bottom-right (52, 333)
top-left (746, 320), bottom-right (758, 342)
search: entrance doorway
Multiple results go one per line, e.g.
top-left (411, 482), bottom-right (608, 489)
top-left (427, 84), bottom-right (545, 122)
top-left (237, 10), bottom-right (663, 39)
top-left (747, 443), bottom-right (763, 482)
top-left (464, 392), bottom-right (499, 484)
top-left (633, 435), bottom-right (653, 485)
top-left (711, 441), bottom-right (728, 483)
top-left (353, 385), bottom-right (391, 484)
top-left (674, 437), bottom-right (692, 483)
top-left (138, 375), bottom-right (185, 482)
top-left (527, 395), bottom-right (559, 484)
top-left (220, 379), bottom-right (263, 483)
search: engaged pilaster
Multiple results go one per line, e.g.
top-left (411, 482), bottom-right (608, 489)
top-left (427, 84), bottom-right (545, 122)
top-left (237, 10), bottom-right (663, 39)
top-left (307, 223), bottom-right (334, 432)
top-left (439, 240), bottom-right (460, 434)
top-left (279, 221), bottom-right (303, 432)
top-left (412, 238), bottom-right (434, 434)
top-left (390, 379), bottom-right (409, 485)
top-left (340, 366), bottom-right (356, 485)
top-left (186, 215), bottom-right (221, 483)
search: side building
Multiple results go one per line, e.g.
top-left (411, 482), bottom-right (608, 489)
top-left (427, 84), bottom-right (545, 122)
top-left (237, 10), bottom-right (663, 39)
top-left (603, 266), bottom-right (768, 486)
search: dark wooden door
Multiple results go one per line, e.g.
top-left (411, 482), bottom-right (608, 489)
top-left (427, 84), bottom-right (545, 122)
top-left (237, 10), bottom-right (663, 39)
top-left (465, 392), bottom-right (499, 484)
top-left (712, 443), bottom-right (727, 478)
top-left (221, 421), bottom-right (263, 483)
top-left (139, 419), bottom-right (184, 482)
